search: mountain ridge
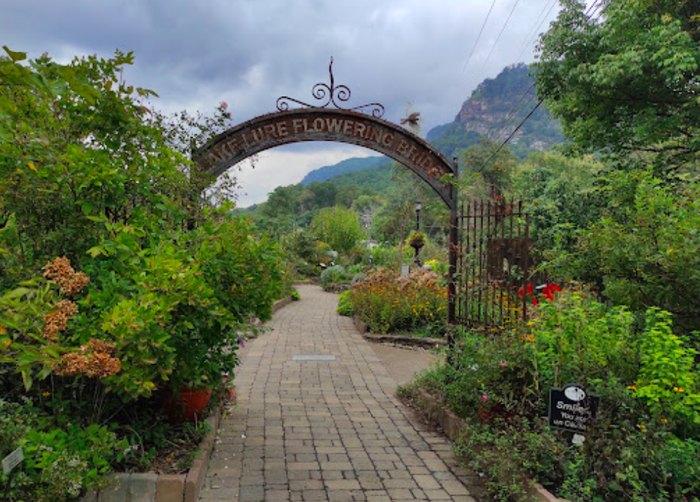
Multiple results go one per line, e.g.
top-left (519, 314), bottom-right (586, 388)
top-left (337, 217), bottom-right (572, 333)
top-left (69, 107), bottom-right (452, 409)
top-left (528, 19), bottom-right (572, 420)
top-left (294, 63), bottom-right (562, 188)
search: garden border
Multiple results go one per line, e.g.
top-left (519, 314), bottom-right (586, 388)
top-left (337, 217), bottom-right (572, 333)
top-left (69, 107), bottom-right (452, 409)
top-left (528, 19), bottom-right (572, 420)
top-left (353, 316), bottom-right (447, 349)
top-left (81, 405), bottom-right (223, 502)
top-left (400, 388), bottom-right (566, 502)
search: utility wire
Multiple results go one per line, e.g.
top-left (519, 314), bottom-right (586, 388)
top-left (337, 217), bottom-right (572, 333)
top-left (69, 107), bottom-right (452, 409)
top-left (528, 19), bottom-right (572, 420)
top-left (462, 0), bottom-right (498, 74)
top-left (475, 0), bottom-right (606, 172)
top-left (481, 0), bottom-right (522, 69)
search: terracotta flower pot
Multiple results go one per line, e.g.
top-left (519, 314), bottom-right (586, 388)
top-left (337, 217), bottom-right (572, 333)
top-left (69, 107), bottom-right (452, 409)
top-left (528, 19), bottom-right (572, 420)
top-left (164, 387), bottom-right (212, 423)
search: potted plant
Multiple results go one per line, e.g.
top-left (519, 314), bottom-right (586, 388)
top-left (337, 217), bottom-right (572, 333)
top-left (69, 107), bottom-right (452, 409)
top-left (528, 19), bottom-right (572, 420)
top-left (164, 304), bottom-right (239, 423)
top-left (407, 230), bottom-right (426, 250)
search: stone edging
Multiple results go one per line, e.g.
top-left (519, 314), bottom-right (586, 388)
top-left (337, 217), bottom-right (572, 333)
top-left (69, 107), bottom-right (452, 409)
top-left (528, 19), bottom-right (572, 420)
top-left (402, 388), bottom-right (566, 502)
top-left (82, 405), bottom-right (224, 502)
top-left (353, 316), bottom-right (446, 348)
top-left (271, 295), bottom-right (293, 313)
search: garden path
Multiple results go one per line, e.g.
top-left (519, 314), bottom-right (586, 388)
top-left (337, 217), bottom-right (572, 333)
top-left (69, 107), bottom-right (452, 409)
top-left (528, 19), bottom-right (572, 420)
top-left (199, 284), bottom-right (479, 502)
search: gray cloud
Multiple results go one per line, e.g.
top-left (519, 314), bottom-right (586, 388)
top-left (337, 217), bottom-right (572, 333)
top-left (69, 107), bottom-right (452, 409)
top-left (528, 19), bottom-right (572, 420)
top-left (1, 0), bottom-right (565, 204)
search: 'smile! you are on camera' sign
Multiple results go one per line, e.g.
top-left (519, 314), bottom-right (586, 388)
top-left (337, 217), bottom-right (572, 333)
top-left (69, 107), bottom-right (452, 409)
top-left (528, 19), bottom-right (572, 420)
top-left (548, 384), bottom-right (599, 433)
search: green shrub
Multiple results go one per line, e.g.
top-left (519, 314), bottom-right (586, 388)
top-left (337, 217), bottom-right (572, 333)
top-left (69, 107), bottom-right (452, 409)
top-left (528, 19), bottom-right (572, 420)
top-left (417, 291), bottom-right (700, 500)
top-left (336, 290), bottom-right (354, 317)
top-left (320, 265), bottom-right (351, 291)
top-left (0, 399), bottom-right (126, 502)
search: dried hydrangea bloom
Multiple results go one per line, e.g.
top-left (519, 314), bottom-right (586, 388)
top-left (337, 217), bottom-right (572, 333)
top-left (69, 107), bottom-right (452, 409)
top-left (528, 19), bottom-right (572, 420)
top-left (42, 310), bottom-right (70, 339)
top-left (85, 351), bottom-right (122, 378)
top-left (41, 257), bottom-right (90, 295)
top-left (60, 271), bottom-right (90, 296)
top-left (42, 300), bottom-right (78, 339)
top-left (53, 339), bottom-right (122, 378)
top-left (56, 299), bottom-right (78, 316)
top-left (42, 256), bottom-right (75, 281)
top-left (54, 352), bottom-right (89, 376)
top-left (84, 338), bottom-right (116, 356)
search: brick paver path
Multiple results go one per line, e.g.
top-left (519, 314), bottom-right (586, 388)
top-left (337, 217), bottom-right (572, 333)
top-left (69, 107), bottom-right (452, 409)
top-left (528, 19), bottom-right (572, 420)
top-left (200, 285), bottom-right (479, 501)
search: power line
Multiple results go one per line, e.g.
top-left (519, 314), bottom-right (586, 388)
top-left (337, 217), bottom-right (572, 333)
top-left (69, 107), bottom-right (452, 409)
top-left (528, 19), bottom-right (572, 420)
top-left (475, 0), bottom-right (607, 173)
top-left (481, 0), bottom-right (522, 69)
top-left (462, 0), bottom-right (497, 74)
top-left (477, 99), bottom-right (543, 172)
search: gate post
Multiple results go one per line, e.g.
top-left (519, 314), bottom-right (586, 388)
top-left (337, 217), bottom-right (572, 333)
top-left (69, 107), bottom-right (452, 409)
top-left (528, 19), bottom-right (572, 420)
top-left (447, 156), bottom-right (459, 331)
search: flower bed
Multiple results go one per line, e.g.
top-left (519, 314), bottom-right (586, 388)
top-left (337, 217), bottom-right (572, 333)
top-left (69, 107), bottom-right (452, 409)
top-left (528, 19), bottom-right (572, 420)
top-left (342, 269), bottom-right (447, 334)
top-left (399, 288), bottom-right (700, 500)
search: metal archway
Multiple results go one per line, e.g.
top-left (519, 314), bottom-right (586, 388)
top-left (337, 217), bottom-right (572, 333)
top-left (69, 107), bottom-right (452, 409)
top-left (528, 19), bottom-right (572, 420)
top-left (192, 61), bottom-right (459, 324)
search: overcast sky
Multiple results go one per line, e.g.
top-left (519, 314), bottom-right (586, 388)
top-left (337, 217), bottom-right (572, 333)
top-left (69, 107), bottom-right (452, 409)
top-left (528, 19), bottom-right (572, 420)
top-left (1, 0), bottom-right (566, 206)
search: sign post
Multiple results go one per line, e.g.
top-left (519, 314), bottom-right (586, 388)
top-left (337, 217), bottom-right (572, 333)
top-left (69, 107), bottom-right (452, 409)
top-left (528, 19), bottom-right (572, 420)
top-left (2, 446), bottom-right (24, 499)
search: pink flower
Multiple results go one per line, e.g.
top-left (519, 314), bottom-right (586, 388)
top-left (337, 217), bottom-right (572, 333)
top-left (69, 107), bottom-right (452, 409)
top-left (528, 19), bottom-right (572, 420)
top-left (481, 394), bottom-right (489, 403)
top-left (498, 360), bottom-right (508, 368)
top-left (219, 100), bottom-right (228, 110)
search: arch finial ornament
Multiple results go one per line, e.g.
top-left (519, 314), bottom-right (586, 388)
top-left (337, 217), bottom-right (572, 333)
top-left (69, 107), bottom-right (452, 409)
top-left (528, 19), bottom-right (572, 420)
top-left (275, 58), bottom-right (385, 118)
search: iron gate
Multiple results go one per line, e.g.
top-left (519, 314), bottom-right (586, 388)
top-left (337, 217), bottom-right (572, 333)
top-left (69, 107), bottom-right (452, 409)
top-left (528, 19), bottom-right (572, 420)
top-left (457, 200), bottom-right (531, 329)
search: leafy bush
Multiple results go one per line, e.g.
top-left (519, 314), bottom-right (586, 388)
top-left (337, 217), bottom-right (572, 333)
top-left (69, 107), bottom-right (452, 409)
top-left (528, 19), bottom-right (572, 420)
top-left (414, 290), bottom-right (700, 500)
top-left (336, 290), bottom-right (354, 317)
top-left (0, 399), bottom-right (126, 502)
top-left (320, 265), bottom-right (351, 291)
top-left (348, 269), bottom-right (446, 333)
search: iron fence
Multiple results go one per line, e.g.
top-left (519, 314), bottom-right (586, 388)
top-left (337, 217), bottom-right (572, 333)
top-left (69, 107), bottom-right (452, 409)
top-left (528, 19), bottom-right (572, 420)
top-left (456, 200), bottom-right (531, 330)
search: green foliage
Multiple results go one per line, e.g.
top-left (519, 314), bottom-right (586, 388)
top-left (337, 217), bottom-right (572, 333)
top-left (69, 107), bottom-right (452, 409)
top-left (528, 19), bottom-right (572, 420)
top-left (347, 270), bottom-right (446, 333)
top-left (0, 399), bottom-right (126, 502)
top-left (530, 290), bottom-right (638, 388)
top-left (194, 212), bottom-right (287, 322)
top-left (0, 48), bottom-right (287, 494)
top-left (635, 309), bottom-right (700, 432)
top-left (510, 151), bottom-right (605, 266)
top-left (336, 290), bottom-right (354, 317)
top-left (310, 206), bottom-right (366, 254)
top-left (418, 291), bottom-right (700, 500)
top-left (578, 170), bottom-right (700, 332)
top-left (320, 265), bottom-right (351, 291)
top-left (535, 0), bottom-right (699, 163)
top-left (459, 138), bottom-right (518, 199)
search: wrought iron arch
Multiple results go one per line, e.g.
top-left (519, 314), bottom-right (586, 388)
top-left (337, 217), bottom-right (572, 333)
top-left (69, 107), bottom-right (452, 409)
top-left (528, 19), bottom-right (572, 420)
top-left (191, 60), bottom-right (459, 324)
top-left (193, 108), bottom-right (455, 209)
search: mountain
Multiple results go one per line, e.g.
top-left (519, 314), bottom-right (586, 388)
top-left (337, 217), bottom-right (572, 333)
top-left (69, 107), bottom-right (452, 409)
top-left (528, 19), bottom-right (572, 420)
top-left (300, 156), bottom-right (390, 185)
top-left (298, 64), bottom-right (563, 188)
top-left (428, 63), bottom-right (564, 159)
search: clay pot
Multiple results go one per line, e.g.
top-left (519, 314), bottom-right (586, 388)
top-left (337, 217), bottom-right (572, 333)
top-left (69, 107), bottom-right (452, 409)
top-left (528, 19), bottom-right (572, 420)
top-left (164, 387), bottom-right (212, 423)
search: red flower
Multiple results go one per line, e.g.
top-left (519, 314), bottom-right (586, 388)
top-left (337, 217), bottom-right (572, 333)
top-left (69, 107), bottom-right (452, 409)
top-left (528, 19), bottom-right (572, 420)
top-left (518, 283), bottom-right (533, 298)
top-left (531, 296), bottom-right (539, 305)
top-left (542, 283), bottom-right (562, 302)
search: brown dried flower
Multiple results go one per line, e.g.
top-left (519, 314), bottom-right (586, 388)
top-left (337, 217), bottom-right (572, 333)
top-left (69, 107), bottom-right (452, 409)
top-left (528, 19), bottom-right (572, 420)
top-left (53, 352), bottom-right (89, 376)
top-left (53, 338), bottom-right (121, 378)
top-left (41, 257), bottom-right (90, 295)
top-left (41, 300), bottom-right (78, 340)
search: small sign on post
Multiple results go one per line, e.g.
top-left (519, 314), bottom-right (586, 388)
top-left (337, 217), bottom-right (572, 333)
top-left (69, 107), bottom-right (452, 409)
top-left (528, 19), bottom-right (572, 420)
top-left (548, 384), bottom-right (599, 434)
top-left (2, 447), bottom-right (23, 475)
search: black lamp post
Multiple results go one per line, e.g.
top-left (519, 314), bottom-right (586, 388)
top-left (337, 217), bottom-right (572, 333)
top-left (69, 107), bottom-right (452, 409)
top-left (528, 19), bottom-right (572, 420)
top-left (414, 201), bottom-right (422, 266)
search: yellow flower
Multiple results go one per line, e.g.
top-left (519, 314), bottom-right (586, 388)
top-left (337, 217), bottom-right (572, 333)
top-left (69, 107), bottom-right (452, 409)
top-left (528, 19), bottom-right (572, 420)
top-left (526, 321), bottom-right (534, 327)
top-left (42, 391), bottom-right (50, 398)
top-left (638, 423), bottom-right (647, 432)
top-left (673, 387), bottom-right (685, 393)
top-left (0, 326), bottom-right (6, 335)
top-left (2, 338), bottom-right (11, 349)
top-left (660, 418), bottom-right (668, 424)
top-left (626, 385), bottom-right (637, 391)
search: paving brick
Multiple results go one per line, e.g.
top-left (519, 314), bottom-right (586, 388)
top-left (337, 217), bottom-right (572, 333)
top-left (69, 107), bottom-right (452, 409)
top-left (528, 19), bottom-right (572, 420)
top-left (197, 285), bottom-right (480, 502)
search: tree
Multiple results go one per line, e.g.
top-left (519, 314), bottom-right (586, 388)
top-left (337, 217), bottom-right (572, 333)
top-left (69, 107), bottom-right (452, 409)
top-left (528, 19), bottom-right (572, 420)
top-left (534, 0), bottom-right (699, 166)
top-left (310, 206), bottom-right (366, 254)
top-left (460, 139), bottom-right (517, 199)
